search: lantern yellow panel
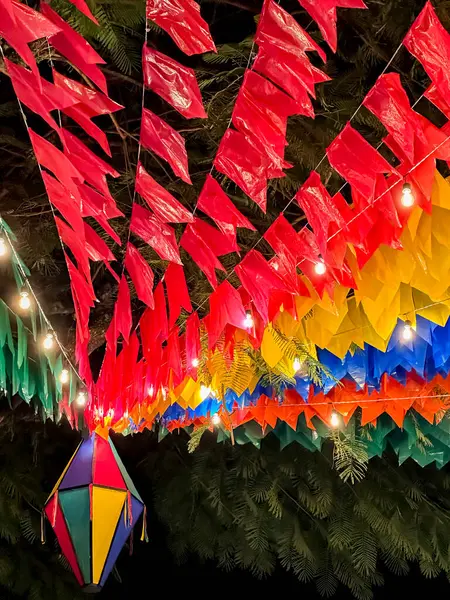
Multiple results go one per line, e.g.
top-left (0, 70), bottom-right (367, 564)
top-left (92, 487), bottom-right (127, 584)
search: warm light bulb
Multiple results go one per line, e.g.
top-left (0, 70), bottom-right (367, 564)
top-left (107, 408), bottom-right (115, 418)
top-left (59, 369), bottom-right (69, 384)
top-left (211, 413), bottom-right (221, 426)
top-left (0, 238), bottom-right (7, 257)
top-left (312, 430), bottom-right (318, 441)
top-left (148, 385), bottom-right (154, 397)
top-left (76, 392), bottom-right (86, 407)
top-left (402, 320), bottom-right (413, 341)
top-left (191, 358), bottom-right (199, 368)
top-left (200, 385), bottom-right (211, 400)
top-left (293, 357), bottom-right (301, 372)
top-left (330, 411), bottom-right (340, 428)
top-left (314, 261), bottom-right (326, 275)
top-left (43, 333), bottom-right (54, 350)
top-left (243, 310), bottom-right (254, 329)
top-left (19, 291), bottom-right (31, 310)
top-left (401, 183), bottom-right (414, 207)
top-left (124, 410), bottom-right (129, 419)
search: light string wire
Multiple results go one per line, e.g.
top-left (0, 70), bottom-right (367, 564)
top-left (0, 42), bottom-right (83, 384)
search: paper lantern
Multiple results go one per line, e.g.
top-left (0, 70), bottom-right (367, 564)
top-left (44, 433), bottom-right (145, 592)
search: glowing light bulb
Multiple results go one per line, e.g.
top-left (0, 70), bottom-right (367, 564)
top-left (76, 392), bottom-right (86, 407)
top-left (293, 357), bottom-right (301, 372)
top-left (211, 413), bottom-right (221, 426)
top-left (401, 183), bottom-right (414, 207)
top-left (314, 261), bottom-right (326, 275)
top-left (19, 291), bottom-right (31, 310)
top-left (330, 411), bottom-right (340, 428)
top-left (312, 430), bottom-right (318, 441)
top-left (148, 385), bottom-right (154, 397)
top-left (191, 358), bottom-right (199, 368)
top-left (243, 310), bottom-right (254, 329)
top-left (59, 369), bottom-right (69, 384)
top-left (43, 333), bottom-right (54, 350)
top-left (108, 408), bottom-right (115, 418)
top-left (124, 410), bottom-right (129, 419)
top-left (402, 320), bottom-right (413, 341)
top-left (200, 385), bottom-right (211, 400)
top-left (0, 238), bottom-right (7, 257)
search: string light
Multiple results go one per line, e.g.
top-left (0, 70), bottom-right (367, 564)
top-left (401, 182), bottom-right (414, 207)
top-left (0, 237), bottom-right (7, 257)
top-left (124, 410), bottom-right (129, 419)
top-left (330, 411), bottom-right (340, 428)
top-left (19, 290), bottom-right (31, 310)
top-left (243, 310), bottom-right (254, 329)
top-left (191, 358), bottom-right (199, 368)
top-left (293, 357), bottom-right (301, 372)
top-left (312, 430), bottom-right (318, 441)
top-left (200, 385), bottom-right (211, 400)
top-left (211, 413), bottom-right (221, 426)
top-left (314, 261), bottom-right (326, 275)
top-left (59, 369), bottom-right (69, 384)
top-left (43, 332), bottom-right (54, 350)
top-left (148, 385), bottom-right (154, 397)
top-left (76, 392), bottom-right (87, 407)
top-left (402, 320), bottom-right (414, 341)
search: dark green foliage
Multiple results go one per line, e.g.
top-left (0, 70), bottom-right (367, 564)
top-left (150, 434), bottom-right (450, 600)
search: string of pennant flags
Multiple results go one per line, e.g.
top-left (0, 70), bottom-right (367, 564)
top-left (2, 0), bottom-right (450, 446)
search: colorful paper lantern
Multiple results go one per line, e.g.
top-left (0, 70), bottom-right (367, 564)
top-left (44, 433), bottom-right (145, 592)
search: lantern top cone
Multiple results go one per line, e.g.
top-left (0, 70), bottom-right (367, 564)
top-left (44, 433), bottom-right (145, 591)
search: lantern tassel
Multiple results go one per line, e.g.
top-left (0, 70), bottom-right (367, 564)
top-left (40, 511), bottom-right (46, 545)
top-left (141, 505), bottom-right (149, 543)
top-left (129, 529), bottom-right (134, 556)
top-left (127, 490), bottom-right (132, 527)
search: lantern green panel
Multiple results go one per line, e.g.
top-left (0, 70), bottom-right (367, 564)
top-left (59, 488), bottom-right (91, 583)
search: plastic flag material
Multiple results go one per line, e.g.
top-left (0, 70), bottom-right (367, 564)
top-left (164, 263), bottom-right (192, 327)
top-left (41, 3), bottom-right (107, 94)
top-left (44, 433), bottom-right (144, 591)
top-left (130, 204), bottom-right (182, 265)
top-left (135, 162), bottom-right (193, 223)
top-left (214, 129), bottom-right (271, 212)
top-left (297, 0), bottom-right (367, 52)
top-left (67, 0), bottom-right (98, 24)
top-left (180, 224), bottom-right (225, 289)
top-left (125, 243), bottom-right (155, 309)
top-left (140, 108), bottom-right (191, 183)
top-left (142, 46), bottom-right (206, 119)
top-left (197, 175), bottom-right (255, 243)
top-left (145, 0), bottom-right (216, 56)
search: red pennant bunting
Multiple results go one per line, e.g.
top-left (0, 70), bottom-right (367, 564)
top-left (0, 0), bottom-right (60, 77)
top-left (404, 3), bottom-right (450, 101)
top-left (326, 123), bottom-right (399, 199)
top-left (295, 171), bottom-right (348, 259)
top-left (55, 216), bottom-right (91, 285)
top-left (146, 0), bottom-right (216, 56)
top-left (78, 184), bottom-right (122, 245)
top-left (164, 263), bottom-right (192, 327)
top-left (125, 243), bottom-right (155, 309)
top-left (130, 204), bottom-right (182, 264)
top-left (142, 46), bottom-right (206, 119)
top-left (29, 129), bottom-right (83, 198)
top-left (297, 0), bottom-right (367, 52)
top-left (135, 162), bottom-right (193, 223)
top-left (180, 224), bottom-right (225, 289)
top-left (233, 70), bottom-right (303, 173)
top-left (167, 326), bottom-right (182, 381)
top-left (115, 276), bottom-right (132, 343)
top-left (84, 223), bottom-right (119, 282)
top-left (258, 0), bottom-right (326, 61)
top-left (77, 181), bottom-right (123, 220)
top-left (140, 108), bottom-right (191, 183)
top-left (5, 59), bottom-right (76, 131)
top-left (67, 0), bottom-right (98, 24)
top-left (197, 175), bottom-right (255, 244)
top-left (191, 217), bottom-right (239, 256)
top-left (41, 4), bottom-right (107, 94)
top-left (235, 250), bottom-right (288, 323)
top-left (42, 172), bottom-right (84, 234)
top-left (208, 281), bottom-right (246, 348)
top-left (140, 282), bottom-right (168, 358)
top-left (214, 129), bottom-right (271, 212)
top-left (185, 312), bottom-right (201, 370)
